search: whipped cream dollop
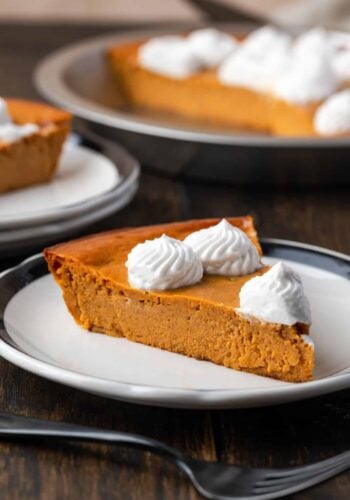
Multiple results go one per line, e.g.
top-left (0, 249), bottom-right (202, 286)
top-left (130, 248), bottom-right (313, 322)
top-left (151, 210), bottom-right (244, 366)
top-left (0, 98), bottom-right (39, 144)
top-left (138, 36), bottom-right (202, 79)
top-left (272, 51), bottom-right (338, 104)
top-left (273, 28), bottom-right (339, 104)
top-left (218, 26), bottom-right (291, 92)
top-left (333, 51), bottom-right (350, 82)
top-left (243, 25), bottom-right (291, 54)
top-left (184, 219), bottom-right (262, 276)
top-left (139, 29), bottom-right (237, 78)
top-left (126, 234), bottom-right (203, 290)
top-left (187, 28), bottom-right (237, 68)
top-left (314, 90), bottom-right (350, 135)
top-left (293, 28), bottom-right (334, 59)
top-left (329, 31), bottom-right (350, 51)
top-left (236, 262), bottom-right (311, 325)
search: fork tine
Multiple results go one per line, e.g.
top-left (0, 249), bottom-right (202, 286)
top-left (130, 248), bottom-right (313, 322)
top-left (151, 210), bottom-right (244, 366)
top-left (254, 462), bottom-right (344, 494)
top-left (261, 450), bottom-right (350, 480)
top-left (253, 451), bottom-right (350, 495)
top-left (255, 461), bottom-right (350, 499)
top-left (255, 456), bottom-right (347, 487)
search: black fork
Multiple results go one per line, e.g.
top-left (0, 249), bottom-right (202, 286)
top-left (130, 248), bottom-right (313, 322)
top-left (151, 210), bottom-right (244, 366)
top-left (0, 413), bottom-right (348, 499)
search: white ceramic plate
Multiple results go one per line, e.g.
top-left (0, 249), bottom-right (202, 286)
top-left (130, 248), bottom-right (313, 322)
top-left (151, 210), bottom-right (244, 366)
top-left (0, 136), bottom-right (140, 257)
top-left (0, 142), bottom-right (119, 229)
top-left (0, 240), bottom-right (349, 409)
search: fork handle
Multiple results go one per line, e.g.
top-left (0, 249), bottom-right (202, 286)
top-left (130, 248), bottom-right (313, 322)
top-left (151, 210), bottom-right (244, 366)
top-left (0, 413), bottom-right (188, 469)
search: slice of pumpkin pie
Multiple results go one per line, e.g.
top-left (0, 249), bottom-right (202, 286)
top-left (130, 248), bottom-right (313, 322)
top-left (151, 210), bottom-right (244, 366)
top-left (0, 98), bottom-right (71, 193)
top-left (44, 216), bottom-right (314, 382)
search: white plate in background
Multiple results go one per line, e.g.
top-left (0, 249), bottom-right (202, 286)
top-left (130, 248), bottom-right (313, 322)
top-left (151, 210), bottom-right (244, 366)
top-left (0, 135), bottom-right (140, 257)
top-left (0, 142), bottom-right (120, 229)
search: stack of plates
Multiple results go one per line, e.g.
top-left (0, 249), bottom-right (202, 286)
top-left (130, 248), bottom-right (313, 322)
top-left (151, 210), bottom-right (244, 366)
top-left (0, 135), bottom-right (140, 257)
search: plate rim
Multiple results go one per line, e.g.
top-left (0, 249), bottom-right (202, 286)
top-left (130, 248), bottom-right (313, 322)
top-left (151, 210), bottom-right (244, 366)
top-left (0, 239), bottom-right (350, 409)
top-left (33, 24), bottom-right (350, 149)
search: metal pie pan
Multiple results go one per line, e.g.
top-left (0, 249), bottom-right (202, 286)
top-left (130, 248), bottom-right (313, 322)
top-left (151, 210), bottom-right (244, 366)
top-left (34, 24), bottom-right (350, 185)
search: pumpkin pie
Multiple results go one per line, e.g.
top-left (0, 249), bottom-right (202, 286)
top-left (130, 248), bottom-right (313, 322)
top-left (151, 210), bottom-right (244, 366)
top-left (0, 99), bottom-right (71, 193)
top-left (107, 40), bottom-right (319, 136)
top-left (44, 217), bottom-right (314, 382)
top-left (107, 27), bottom-right (350, 137)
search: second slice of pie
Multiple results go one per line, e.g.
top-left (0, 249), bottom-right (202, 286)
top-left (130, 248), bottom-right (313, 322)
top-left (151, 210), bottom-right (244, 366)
top-left (0, 98), bottom-right (71, 193)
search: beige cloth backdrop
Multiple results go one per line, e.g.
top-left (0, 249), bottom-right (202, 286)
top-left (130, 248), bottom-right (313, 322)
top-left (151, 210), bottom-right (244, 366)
top-left (0, 0), bottom-right (201, 23)
top-left (224, 0), bottom-right (350, 30)
top-left (0, 0), bottom-right (349, 30)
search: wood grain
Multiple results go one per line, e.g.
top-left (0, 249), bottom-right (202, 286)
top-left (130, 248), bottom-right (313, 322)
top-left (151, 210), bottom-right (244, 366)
top-left (0, 22), bottom-right (350, 500)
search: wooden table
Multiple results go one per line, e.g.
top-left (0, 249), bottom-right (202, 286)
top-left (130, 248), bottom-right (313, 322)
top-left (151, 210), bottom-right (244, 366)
top-left (1, 22), bottom-right (350, 500)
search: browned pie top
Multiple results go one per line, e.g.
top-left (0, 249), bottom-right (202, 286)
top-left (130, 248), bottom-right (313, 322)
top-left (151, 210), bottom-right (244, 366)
top-left (0, 98), bottom-right (71, 147)
top-left (5, 99), bottom-right (71, 127)
top-left (0, 99), bottom-right (72, 151)
top-left (45, 216), bottom-right (267, 308)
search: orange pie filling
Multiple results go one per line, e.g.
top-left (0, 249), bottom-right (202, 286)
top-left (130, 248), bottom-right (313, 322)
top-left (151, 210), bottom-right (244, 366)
top-left (107, 27), bottom-right (350, 137)
top-left (0, 98), bottom-right (71, 193)
top-left (45, 217), bottom-right (314, 383)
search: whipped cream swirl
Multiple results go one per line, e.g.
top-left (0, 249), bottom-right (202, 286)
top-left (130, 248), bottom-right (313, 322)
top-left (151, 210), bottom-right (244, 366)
top-left (126, 234), bottom-right (203, 290)
top-left (292, 28), bottom-right (334, 60)
top-left (0, 98), bottom-right (39, 144)
top-left (139, 29), bottom-right (237, 78)
top-left (273, 28), bottom-right (339, 104)
top-left (333, 50), bottom-right (350, 82)
top-left (184, 219), bottom-right (262, 276)
top-left (218, 26), bottom-right (291, 92)
top-left (273, 52), bottom-right (338, 104)
top-left (187, 28), bottom-right (237, 68)
top-left (243, 25), bottom-right (291, 54)
top-left (329, 31), bottom-right (350, 51)
top-left (314, 90), bottom-right (350, 135)
top-left (236, 262), bottom-right (311, 325)
top-left (139, 36), bottom-right (201, 79)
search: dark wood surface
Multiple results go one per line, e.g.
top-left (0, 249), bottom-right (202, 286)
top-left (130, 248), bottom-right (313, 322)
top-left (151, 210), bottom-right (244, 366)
top-left (0, 22), bottom-right (350, 500)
